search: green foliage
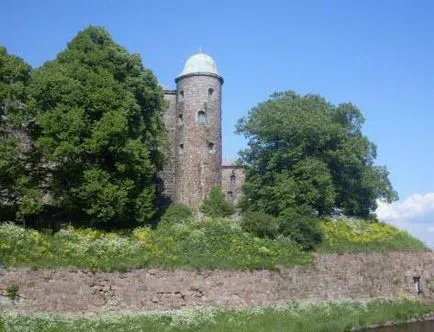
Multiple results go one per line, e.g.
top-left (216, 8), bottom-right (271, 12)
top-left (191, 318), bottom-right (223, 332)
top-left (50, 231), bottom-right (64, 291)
top-left (318, 218), bottom-right (429, 253)
top-left (200, 186), bottom-right (235, 218)
top-left (1, 299), bottom-right (433, 331)
top-left (237, 91), bottom-right (398, 218)
top-left (0, 220), bottom-right (310, 271)
top-left (23, 26), bottom-right (165, 228)
top-left (277, 206), bottom-right (323, 250)
top-left (160, 203), bottom-right (193, 224)
top-left (5, 283), bottom-right (19, 301)
top-left (240, 210), bottom-right (278, 238)
top-left (0, 47), bottom-right (36, 221)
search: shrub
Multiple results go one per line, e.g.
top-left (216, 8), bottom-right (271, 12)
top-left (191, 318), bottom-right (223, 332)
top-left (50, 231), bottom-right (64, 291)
top-left (160, 203), bottom-right (193, 224)
top-left (240, 210), bottom-right (278, 238)
top-left (277, 206), bottom-right (323, 250)
top-left (6, 284), bottom-right (19, 301)
top-left (200, 186), bottom-right (235, 218)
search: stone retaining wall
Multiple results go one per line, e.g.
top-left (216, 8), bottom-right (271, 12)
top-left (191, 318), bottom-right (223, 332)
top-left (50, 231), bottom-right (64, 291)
top-left (1, 252), bottom-right (434, 315)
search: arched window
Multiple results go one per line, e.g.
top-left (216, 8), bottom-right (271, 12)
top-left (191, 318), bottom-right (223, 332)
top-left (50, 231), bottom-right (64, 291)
top-left (197, 110), bottom-right (207, 123)
top-left (230, 174), bottom-right (236, 185)
top-left (208, 142), bottom-right (215, 153)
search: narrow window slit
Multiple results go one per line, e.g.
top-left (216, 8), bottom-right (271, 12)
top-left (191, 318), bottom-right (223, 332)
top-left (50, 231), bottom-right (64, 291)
top-left (413, 276), bottom-right (422, 295)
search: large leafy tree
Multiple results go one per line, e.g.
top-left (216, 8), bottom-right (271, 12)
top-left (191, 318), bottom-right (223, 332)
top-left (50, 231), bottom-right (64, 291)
top-left (0, 47), bottom-right (37, 220)
top-left (26, 26), bottom-right (165, 228)
top-left (236, 91), bottom-right (397, 218)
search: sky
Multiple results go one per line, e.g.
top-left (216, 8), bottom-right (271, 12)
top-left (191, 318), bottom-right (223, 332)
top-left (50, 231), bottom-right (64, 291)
top-left (1, 0), bottom-right (433, 246)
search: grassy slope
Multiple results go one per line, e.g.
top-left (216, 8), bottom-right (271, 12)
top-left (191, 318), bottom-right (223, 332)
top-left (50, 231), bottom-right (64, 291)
top-left (1, 299), bottom-right (433, 332)
top-left (0, 218), bottom-right (428, 271)
top-left (317, 218), bottom-right (429, 254)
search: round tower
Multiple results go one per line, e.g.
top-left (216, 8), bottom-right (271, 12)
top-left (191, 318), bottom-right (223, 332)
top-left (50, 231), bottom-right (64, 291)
top-left (174, 53), bottom-right (223, 210)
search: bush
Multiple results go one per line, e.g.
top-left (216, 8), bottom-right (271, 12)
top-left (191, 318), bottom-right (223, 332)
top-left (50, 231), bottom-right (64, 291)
top-left (200, 186), bottom-right (235, 218)
top-left (160, 203), bottom-right (193, 224)
top-left (6, 284), bottom-right (19, 301)
top-left (240, 210), bottom-right (278, 238)
top-left (277, 206), bottom-right (323, 250)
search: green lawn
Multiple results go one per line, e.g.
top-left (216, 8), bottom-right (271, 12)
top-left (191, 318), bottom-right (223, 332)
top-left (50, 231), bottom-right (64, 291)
top-left (1, 299), bottom-right (433, 332)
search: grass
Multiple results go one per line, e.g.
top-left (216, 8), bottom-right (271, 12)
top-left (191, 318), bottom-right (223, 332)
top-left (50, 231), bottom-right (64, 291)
top-left (317, 218), bottom-right (429, 254)
top-left (0, 217), bottom-right (428, 272)
top-left (0, 219), bottom-right (311, 271)
top-left (0, 299), bottom-right (433, 331)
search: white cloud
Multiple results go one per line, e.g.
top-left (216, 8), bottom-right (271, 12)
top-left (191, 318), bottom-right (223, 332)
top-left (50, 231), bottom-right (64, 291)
top-left (376, 193), bottom-right (434, 249)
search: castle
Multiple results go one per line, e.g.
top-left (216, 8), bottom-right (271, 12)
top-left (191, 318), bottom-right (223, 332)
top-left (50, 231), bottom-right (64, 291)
top-left (160, 53), bottom-right (244, 210)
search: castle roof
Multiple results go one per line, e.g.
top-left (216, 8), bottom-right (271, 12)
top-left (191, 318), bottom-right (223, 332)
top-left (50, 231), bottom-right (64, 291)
top-left (178, 52), bottom-right (221, 79)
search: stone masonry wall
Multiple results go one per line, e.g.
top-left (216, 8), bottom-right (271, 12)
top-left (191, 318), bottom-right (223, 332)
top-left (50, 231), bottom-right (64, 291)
top-left (221, 165), bottom-right (245, 205)
top-left (159, 91), bottom-right (177, 202)
top-left (1, 252), bottom-right (434, 315)
top-left (175, 74), bottom-right (222, 210)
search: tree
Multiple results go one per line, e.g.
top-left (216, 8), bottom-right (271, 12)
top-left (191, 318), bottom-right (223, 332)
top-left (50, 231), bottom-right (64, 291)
top-left (25, 26), bottom-right (166, 228)
top-left (236, 91), bottom-right (397, 218)
top-left (0, 46), bottom-right (38, 221)
top-left (200, 186), bottom-right (235, 218)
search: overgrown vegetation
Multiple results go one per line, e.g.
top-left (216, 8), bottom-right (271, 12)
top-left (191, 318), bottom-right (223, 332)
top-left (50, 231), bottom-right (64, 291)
top-left (160, 203), bottom-right (193, 224)
top-left (0, 221), bottom-right (310, 271)
top-left (200, 186), bottom-right (235, 218)
top-left (1, 299), bottom-right (433, 331)
top-left (5, 284), bottom-right (19, 301)
top-left (0, 218), bottom-right (426, 271)
top-left (318, 218), bottom-right (429, 253)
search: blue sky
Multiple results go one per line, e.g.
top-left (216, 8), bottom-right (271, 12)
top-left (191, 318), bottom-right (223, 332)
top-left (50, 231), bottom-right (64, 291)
top-left (1, 0), bottom-right (433, 245)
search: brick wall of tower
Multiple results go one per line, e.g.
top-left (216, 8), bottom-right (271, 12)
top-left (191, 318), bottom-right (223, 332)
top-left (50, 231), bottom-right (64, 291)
top-left (221, 165), bottom-right (245, 205)
top-left (159, 91), bottom-right (177, 203)
top-left (175, 74), bottom-right (222, 210)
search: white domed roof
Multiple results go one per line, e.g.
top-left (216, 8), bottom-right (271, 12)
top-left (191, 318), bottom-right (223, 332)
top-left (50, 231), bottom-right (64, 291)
top-left (178, 53), bottom-right (219, 77)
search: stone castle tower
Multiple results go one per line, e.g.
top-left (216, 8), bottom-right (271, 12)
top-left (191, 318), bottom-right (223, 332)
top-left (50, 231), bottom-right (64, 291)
top-left (160, 53), bottom-right (244, 210)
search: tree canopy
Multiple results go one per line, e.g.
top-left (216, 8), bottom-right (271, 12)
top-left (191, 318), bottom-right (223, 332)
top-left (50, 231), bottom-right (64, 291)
top-left (236, 91), bottom-right (397, 218)
top-left (21, 26), bottom-right (166, 228)
top-left (0, 47), bottom-right (34, 220)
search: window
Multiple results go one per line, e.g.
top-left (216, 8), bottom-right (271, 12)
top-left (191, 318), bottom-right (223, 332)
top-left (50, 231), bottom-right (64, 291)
top-left (179, 90), bottom-right (184, 99)
top-left (230, 174), bottom-right (236, 185)
top-left (413, 276), bottom-right (422, 295)
top-left (208, 88), bottom-right (214, 97)
top-left (227, 191), bottom-right (233, 200)
top-left (179, 144), bottom-right (184, 155)
top-left (178, 113), bottom-right (183, 123)
top-left (208, 142), bottom-right (215, 153)
top-left (198, 110), bottom-right (207, 123)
